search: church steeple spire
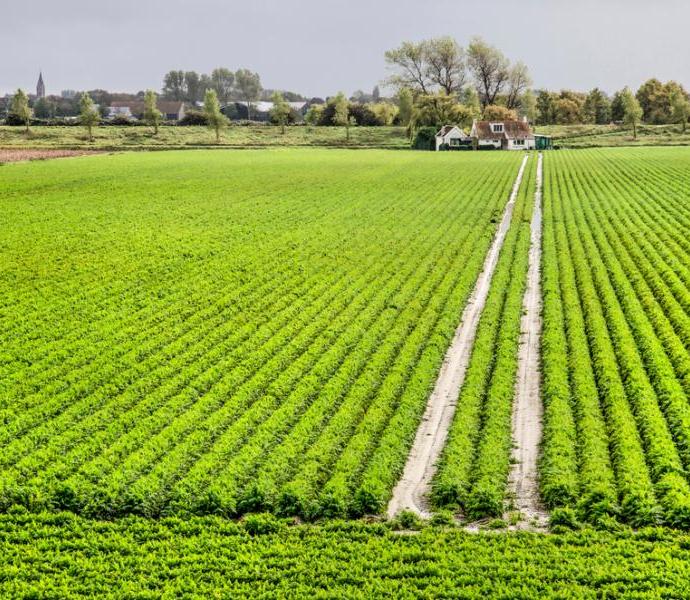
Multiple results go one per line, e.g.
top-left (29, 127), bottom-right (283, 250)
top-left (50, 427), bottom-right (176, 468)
top-left (36, 72), bottom-right (45, 98)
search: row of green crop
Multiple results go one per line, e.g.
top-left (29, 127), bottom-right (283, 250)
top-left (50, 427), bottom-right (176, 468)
top-left (430, 155), bottom-right (536, 519)
top-left (0, 150), bottom-right (524, 518)
top-left (540, 148), bottom-right (690, 527)
top-left (3, 512), bottom-right (690, 598)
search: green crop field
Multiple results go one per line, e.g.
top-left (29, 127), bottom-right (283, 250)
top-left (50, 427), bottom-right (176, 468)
top-left (0, 149), bottom-right (523, 520)
top-left (541, 148), bottom-right (690, 528)
top-left (5, 146), bottom-right (690, 596)
top-left (2, 512), bottom-right (690, 598)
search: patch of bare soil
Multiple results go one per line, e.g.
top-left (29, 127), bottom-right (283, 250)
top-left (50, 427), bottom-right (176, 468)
top-left (387, 154), bottom-right (531, 519)
top-left (0, 149), bottom-right (99, 164)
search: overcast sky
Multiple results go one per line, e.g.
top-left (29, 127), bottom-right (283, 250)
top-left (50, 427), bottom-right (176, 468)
top-left (3, 0), bottom-right (689, 97)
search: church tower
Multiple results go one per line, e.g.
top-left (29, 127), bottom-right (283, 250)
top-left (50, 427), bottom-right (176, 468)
top-left (36, 72), bottom-right (45, 98)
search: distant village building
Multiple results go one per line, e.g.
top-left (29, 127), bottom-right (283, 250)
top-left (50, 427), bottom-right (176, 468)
top-left (108, 101), bottom-right (186, 121)
top-left (435, 125), bottom-right (472, 150)
top-left (470, 118), bottom-right (535, 150)
top-left (36, 72), bottom-right (45, 99)
top-left (231, 100), bottom-right (309, 121)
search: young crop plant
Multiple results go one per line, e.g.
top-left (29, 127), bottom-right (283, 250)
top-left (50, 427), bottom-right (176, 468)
top-left (541, 147), bottom-right (690, 528)
top-left (431, 155), bottom-right (537, 519)
top-left (0, 149), bottom-right (523, 519)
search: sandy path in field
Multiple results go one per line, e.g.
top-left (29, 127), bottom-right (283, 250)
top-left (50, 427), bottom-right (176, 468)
top-left (506, 152), bottom-right (548, 530)
top-left (387, 154), bottom-right (530, 519)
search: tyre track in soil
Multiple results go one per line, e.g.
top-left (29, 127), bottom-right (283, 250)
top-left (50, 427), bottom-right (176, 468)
top-left (387, 154), bottom-right (530, 519)
top-left (506, 152), bottom-right (548, 530)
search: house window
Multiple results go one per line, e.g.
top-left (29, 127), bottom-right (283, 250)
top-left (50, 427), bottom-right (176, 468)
top-left (514, 139), bottom-right (524, 146)
top-left (492, 123), bottom-right (504, 133)
top-left (450, 138), bottom-right (460, 146)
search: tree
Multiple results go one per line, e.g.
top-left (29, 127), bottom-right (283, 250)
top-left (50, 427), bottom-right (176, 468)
top-left (483, 104), bottom-right (517, 121)
top-left (621, 87), bottom-right (643, 138)
top-left (331, 92), bottom-right (350, 139)
top-left (424, 36), bottom-right (466, 95)
top-left (372, 85), bottom-right (381, 102)
top-left (467, 37), bottom-right (510, 108)
top-left (184, 71), bottom-right (201, 103)
top-left (351, 90), bottom-right (367, 103)
top-left (79, 92), bottom-right (100, 141)
top-left (33, 97), bottom-right (55, 119)
top-left (461, 86), bottom-right (482, 120)
top-left (505, 61), bottom-right (532, 109)
top-left (200, 74), bottom-right (213, 100)
top-left (384, 40), bottom-right (431, 93)
top-left (554, 98), bottom-right (581, 124)
top-left (636, 78), bottom-right (668, 124)
top-left (536, 90), bottom-right (557, 125)
top-left (670, 87), bottom-right (690, 132)
top-left (397, 88), bottom-right (414, 126)
top-left (410, 93), bottom-right (473, 132)
top-left (144, 90), bottom-right (163, 135)
top-left (210, 68), bottom-right (235, 103)
top-left (270, 91), bottom-right (291, 134)
top-left (553, 90), bottom-right (586, 124)
top-left (371, 102), bottom-right (398, 126)
top-left (348, 103), bottom-right (378, 125)
top-left (583, 88), bottom-right (611, 124)
top-left (10, 89), bottom-right (32, 133)
top-left (235, 69), bottom-right (262, 120)
top-left (610, 90), bottom-right (626, 122)
top-left (520, 90), bottom-right (538, 123)
top-left (162, 70), bottom-right (185, 100)
top-left (384, 37), bottom-right (466, 96)
top-left (204, 88), bottom-right (228, 142)
top-left (305, 104), bottom-right (324, 126)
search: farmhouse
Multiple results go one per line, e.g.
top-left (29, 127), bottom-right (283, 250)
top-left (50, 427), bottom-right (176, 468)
top-left (435, 125), bottom-right (472, 151)
top-left (470, 118), bottom-right (535, 150)
top-left (108, 101), bottom-right (186, 121)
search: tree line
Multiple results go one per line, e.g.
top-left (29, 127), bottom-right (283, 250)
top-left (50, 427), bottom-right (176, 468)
top-left (383, 36), bottom-right (690, 136)
top-left (161, 68), bottom-right (263, 110)
top-left (3, 38), bottom-right (689, 138)
top-left (535, 80), bottom-right (689, 130)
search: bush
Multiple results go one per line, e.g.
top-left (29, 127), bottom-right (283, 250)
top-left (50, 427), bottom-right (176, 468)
top-left (412, 126), bottom-right (437, 151)
top-left (348, 103), bottom-right (380, 126)
top-left (430, 510), bottom-right (456, 527)
top-left (549, 507), bottom-right (580, 531)
top-left (390, 510), bottom-right (424, 531)
top-left (5, 114), bottom-right (29, 126)
top-left (106, 115), bottom-right (133, 126)
top-left (179, 110), bottom-right (208, 126)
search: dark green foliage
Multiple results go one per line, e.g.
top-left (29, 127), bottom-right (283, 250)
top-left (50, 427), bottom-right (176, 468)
top-left (411, 126), bottom-right (436, 150)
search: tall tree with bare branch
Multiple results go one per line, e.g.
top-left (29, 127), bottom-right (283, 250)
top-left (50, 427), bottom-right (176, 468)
top-left (505, 61), bottom-right (532, 109)
top-left (424, 37), bottom-right (466, 95)
top-left (467, 37), bottom-right (510, 108)
top-left (384, 41), bottom-right (432, 93)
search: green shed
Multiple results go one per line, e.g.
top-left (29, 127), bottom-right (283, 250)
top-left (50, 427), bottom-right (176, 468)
top-left (534, 134), bottom-right (553, 150)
